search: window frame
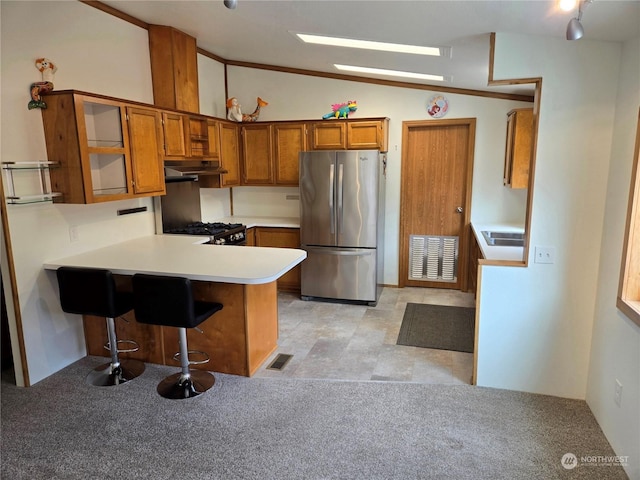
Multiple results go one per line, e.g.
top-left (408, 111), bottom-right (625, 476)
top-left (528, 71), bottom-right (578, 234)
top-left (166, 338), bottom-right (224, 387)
top-left (617, 108), bottom-right (640, 326)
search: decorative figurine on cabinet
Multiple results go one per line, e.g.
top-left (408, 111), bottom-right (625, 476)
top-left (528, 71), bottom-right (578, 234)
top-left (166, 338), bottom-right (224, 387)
top-left (322, 100), bottom-right (357, 119)
top-left (28, 57), bottom-right (57, 110)
top-left (226, 96), bottom-right (268, 122)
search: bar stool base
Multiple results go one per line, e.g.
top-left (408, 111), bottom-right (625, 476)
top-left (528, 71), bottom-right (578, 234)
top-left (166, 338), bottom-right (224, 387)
top-left (157, 370), bottom-right (215, 399)
top-left (85, 359), bottom-right (146, 387)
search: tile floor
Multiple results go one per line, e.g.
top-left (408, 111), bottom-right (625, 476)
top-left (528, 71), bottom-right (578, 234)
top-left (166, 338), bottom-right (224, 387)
top-left (254, 287), bottom-right (476, 384)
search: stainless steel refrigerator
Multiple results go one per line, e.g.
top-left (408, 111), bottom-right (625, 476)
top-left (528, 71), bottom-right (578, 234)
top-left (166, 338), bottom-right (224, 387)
top-left (299, 150), bottom-right (385, 306)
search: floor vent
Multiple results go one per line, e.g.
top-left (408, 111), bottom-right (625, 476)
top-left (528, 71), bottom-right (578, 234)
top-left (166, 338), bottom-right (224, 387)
top-left (266, 354), bottom-right (293, 371)
top-left (408, 235), bottom-right (458, 283)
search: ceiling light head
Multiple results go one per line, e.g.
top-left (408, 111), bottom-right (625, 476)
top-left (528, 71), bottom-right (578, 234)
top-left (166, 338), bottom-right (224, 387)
top-left (566, 0), bottom-right (592, 40)
top-left (566, 17), bottom-right (584, 40)
top-left (224, 0), bottom-right (237, 9)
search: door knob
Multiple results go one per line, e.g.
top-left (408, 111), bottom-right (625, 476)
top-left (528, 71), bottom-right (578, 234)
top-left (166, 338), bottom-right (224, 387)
top-left (456, 206), bottom-right (463, 213)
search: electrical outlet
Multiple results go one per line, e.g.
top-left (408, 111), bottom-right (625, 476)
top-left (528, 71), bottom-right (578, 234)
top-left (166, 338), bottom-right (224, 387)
top-left (534, 246), bottom-right (556, 264)
top-left (614, 379), bottom-right (623, 407)
top-left (69, 226), bottom-right (79, 243)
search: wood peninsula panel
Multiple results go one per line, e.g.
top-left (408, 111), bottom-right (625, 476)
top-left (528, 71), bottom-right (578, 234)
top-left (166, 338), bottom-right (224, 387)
top-left (83, 311), bottom-right (165, 365)
top-left (82, 276), bottom-right (280, 377)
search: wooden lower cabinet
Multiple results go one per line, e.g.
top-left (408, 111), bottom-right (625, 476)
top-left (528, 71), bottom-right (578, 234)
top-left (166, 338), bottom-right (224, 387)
top-left (467, 230), bottom-right (484, 296)
top-left (83, 277), bottom-right (278, 377)
top-left (254, 227), bottom-right (301, 292)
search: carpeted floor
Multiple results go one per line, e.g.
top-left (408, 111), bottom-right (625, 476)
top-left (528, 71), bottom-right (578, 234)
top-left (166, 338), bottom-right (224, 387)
top-left (0, 357), bottom-right (628, 480)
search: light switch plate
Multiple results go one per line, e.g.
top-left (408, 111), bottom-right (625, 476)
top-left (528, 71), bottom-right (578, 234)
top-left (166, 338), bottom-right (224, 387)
top-left (535, 246), bottom-right (555, 264)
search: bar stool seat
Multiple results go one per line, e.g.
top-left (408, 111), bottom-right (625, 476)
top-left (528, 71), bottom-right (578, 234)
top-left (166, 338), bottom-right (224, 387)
top-left (56, 267), bottom-right (145, 386)
top-left (132, 274), bottom-right (223, 399)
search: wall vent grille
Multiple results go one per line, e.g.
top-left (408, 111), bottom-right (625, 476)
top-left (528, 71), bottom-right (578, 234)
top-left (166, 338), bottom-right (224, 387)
top-left (409, 235), bottom-right (458, 283)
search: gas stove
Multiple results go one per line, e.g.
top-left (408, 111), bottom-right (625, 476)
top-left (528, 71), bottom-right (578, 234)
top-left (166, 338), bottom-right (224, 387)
top-left (165, 222), bottom-right (246, 245)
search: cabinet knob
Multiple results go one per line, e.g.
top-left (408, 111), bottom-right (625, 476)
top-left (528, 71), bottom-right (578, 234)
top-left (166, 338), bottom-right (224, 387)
top-left (456, 206), bottom-right (463, 213)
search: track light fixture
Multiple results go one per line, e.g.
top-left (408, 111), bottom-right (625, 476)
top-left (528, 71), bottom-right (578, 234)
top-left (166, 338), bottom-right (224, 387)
top-left (566, 0), bottom-right (592, 40)
top-left (224, 0), bottom-right (237, 9)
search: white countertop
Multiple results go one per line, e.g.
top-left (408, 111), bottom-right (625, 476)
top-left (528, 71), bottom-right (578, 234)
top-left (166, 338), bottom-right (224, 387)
top-left (217, 216), bottom-right (300, 229)
top-left (43, 235), bottom-right (306, 284)
top-left (471, 223), bottom-right (526, 263)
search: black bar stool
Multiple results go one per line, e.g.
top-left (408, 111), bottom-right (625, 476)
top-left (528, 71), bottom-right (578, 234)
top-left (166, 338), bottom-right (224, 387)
top-left (56, 267), bottom-right (145, 386)
top-left (132, 274), bottom-right (223, 400)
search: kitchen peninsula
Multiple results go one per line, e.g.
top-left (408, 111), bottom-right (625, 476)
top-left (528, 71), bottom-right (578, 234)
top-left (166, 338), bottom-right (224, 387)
top-left (44, 235), bottom-right (306, 376)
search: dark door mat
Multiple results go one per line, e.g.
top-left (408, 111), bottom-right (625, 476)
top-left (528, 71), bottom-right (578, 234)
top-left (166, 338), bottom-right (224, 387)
top-left (396, 303), bottom-right (475, 353)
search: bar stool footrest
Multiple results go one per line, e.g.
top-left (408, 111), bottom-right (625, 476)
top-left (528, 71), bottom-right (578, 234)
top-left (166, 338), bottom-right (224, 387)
top-left (173, 349), bottom-right (210, 366)
top-left (104, 339), bottom-right (140, 354)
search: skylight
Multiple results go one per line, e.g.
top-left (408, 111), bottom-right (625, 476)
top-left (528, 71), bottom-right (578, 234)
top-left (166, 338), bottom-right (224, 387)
top-left (296, 33), bottom-right (450, 57)
top-left (334, 64), bottom-right (450, 82)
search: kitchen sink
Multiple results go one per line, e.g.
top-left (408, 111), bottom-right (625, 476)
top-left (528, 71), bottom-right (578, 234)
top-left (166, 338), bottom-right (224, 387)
top-left (481, 230), bottom-right (525, 247)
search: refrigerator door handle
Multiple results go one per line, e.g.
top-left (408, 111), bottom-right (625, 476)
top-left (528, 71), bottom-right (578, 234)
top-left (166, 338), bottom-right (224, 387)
top-left (337, 163), bottom-right (344, 234)
top-left (329, 163), bottom-right (335, 234)
top-left (304, 247), bottom-right (373, 256)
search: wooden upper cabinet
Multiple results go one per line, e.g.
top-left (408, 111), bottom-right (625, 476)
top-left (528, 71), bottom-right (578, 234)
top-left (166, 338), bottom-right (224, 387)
top-left (126, 107), bottom-right (165, 195)
top-left (241, 124), bottom-right (274, 184)
top-left (41, 91), bottom-right (165, 204)
top-left (503, 108), bottom-right (533, 189)
top-left (148, 25), bottom-right (199, 113)
top-left (273, 122), bottom-right (306, 185)
top-left (309, 121), bottom-right (346, 149)
top-left (185, 116), bottom-right (208, 157)
top-left (219, 122), bottom-right (240, 187)
top-left (348, 119), bottom-right (389, 151)
top-left (161, 112), bottom-right (187, 158)
top-left (309, 118), bottom-right (389, 151)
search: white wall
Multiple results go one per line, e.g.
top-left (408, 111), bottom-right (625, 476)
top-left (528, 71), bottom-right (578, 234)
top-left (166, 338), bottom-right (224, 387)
top-left (586, 37), bottom-right (640, 480)
top-left (224, 66), bottom-right (530, 285)
top-left (477, 34), bottom-right (621, 395)
top-left (0, 1), bottom-right (158, 385)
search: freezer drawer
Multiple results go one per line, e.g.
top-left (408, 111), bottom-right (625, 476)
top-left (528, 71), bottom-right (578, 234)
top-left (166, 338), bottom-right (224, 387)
top-left (301, 247), bottom-right (377, 303)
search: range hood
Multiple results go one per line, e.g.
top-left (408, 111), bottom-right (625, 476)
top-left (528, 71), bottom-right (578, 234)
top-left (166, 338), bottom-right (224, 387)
top-left (164, 163), bottom-right (228, 178)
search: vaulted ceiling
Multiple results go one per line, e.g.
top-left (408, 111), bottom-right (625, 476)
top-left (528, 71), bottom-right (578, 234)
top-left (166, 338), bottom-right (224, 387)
top-left (99, 0), bottom-right (640, 96)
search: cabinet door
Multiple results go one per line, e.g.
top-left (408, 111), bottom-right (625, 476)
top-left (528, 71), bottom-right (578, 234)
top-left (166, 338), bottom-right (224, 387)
top-left (504, 108), bottom-right (533, 189)
top-left (309, 122), bottom-right (346, 149)
top-left (255, 227), bottom-right (301, 292)
top-left (273, 123), bottom-right (306, 185)
top-left (241, 124), bottom-right (274, 185)
top-left (186, 116), bottom-right (209, 157)
top-left (207, 119), bottom-right (220, 159)
top-left (347, 120), bottom-right (384, 150)
top-left (127, 107), bottom-right (165, 195)
top-left (77, 96), bottom-right (132, 202)
top-left (162, 112), bottom-right (187, 157)
top-left (220, 122), bottom-right (241, 186)
top-left (149, 25), bottom-right (199, 113)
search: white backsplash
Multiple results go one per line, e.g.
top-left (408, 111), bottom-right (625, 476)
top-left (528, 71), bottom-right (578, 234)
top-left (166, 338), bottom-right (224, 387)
top-left (201, 186), bottom-right (300, 220)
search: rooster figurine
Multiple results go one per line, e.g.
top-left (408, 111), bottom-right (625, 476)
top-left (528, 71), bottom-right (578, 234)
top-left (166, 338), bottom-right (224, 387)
top-left (226, 97), bottom-right (268, 122)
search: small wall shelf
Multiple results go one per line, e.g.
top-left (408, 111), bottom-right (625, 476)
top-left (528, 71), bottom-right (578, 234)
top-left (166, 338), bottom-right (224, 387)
top-left (2, 161), bottom-right (61, 204)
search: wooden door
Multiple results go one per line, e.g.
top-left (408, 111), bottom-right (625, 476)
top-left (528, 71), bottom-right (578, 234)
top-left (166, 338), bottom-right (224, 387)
top-left (162, 112), bottom-right (186, 157)
top-left (347, 121), bottom-right (382, 149)
top-left (273, 123), bottom-right (306, 185)
top-left (399, 119), bottom-right (476, 290)
top-left (127, 107), bottom-right (166, 196)
top-left (241, 124), bottom-right (274, 184)
top-left (207, 119), bottom-right (220, 159)
top-left (309, 122), bottom-right (346, 149)
top-left (220, 122), bottom-right (240, 186)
